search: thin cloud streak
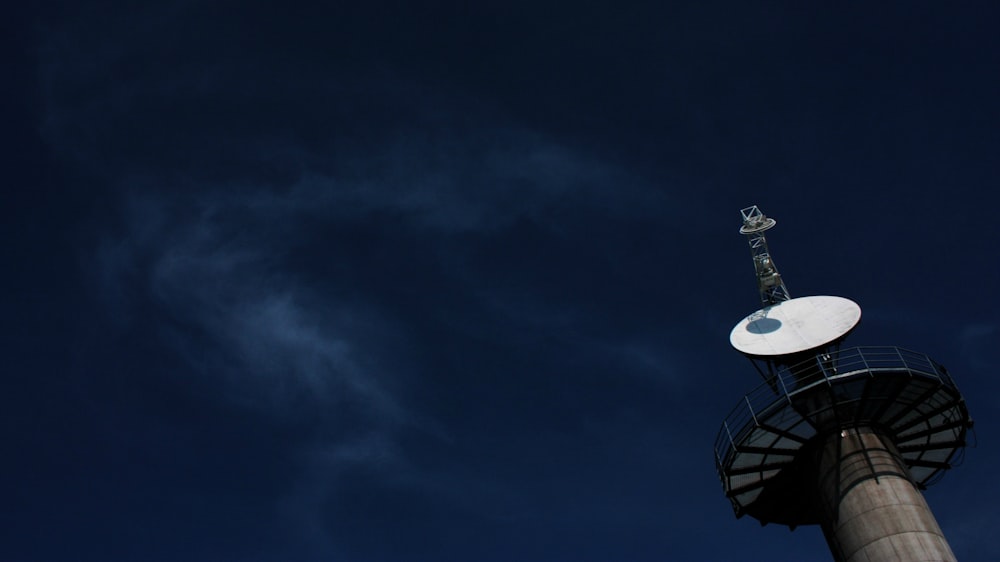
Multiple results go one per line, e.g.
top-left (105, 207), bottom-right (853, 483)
top-left (107, 193), bottom-right (401, 412)
top-left (38, 3), bottom-right (701, 237)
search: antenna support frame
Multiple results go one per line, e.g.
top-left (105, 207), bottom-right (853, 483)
top-left (740, 205), bottom-right (791, 307)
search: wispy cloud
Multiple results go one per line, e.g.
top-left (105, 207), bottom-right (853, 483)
top-left (37, 2), bottom-right (699, 237)
top-left (101, 190), bottom-right (405, 418)
top-left (48, 6), bottom-right (704, 550)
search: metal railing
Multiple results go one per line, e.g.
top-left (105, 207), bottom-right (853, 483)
top-left (714, 346), bottom-right (958, 471)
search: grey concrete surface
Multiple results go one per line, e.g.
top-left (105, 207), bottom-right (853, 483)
top-left (813, 427), bottom-right (956, 562)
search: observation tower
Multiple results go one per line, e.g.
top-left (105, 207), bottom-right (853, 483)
top-left (714, 205), bottom-right (973, 562)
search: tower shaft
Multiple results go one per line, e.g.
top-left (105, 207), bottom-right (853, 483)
top-left (813, 427), bottom-right (956, 562)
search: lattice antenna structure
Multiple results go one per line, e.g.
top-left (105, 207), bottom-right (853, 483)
top-left (715, 204), bottom-right (973, 562)
top-left (739, 205), bottom-right (790, 307)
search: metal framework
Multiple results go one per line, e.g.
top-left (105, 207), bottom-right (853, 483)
top-left (714, 346), bottom-right (972, 525)
top-left (739, 205), bottom-right (791, 307)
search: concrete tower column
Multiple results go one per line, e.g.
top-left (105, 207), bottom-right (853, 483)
top-left (813, 427), bottom-right (956, 562)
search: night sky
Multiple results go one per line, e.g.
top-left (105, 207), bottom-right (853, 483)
top-left (5, 2), bottom-right (1000, 561)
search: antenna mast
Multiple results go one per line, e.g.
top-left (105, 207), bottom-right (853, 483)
top-left (739, 205), bottom-right (790, 307)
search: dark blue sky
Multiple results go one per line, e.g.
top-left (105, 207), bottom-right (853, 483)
top-left (5, 2), bottom-right (999, 561)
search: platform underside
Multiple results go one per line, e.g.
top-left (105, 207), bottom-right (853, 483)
top-left (714, 347), bottom-right (971, 526)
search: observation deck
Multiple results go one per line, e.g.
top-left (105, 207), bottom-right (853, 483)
top-left (714, 346), bottom-right (972, 526)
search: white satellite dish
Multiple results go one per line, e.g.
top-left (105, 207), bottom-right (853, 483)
top-left (739, 215), bottom-right (776, 235)
top-left (729, 295), bottom-right (862, 357)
